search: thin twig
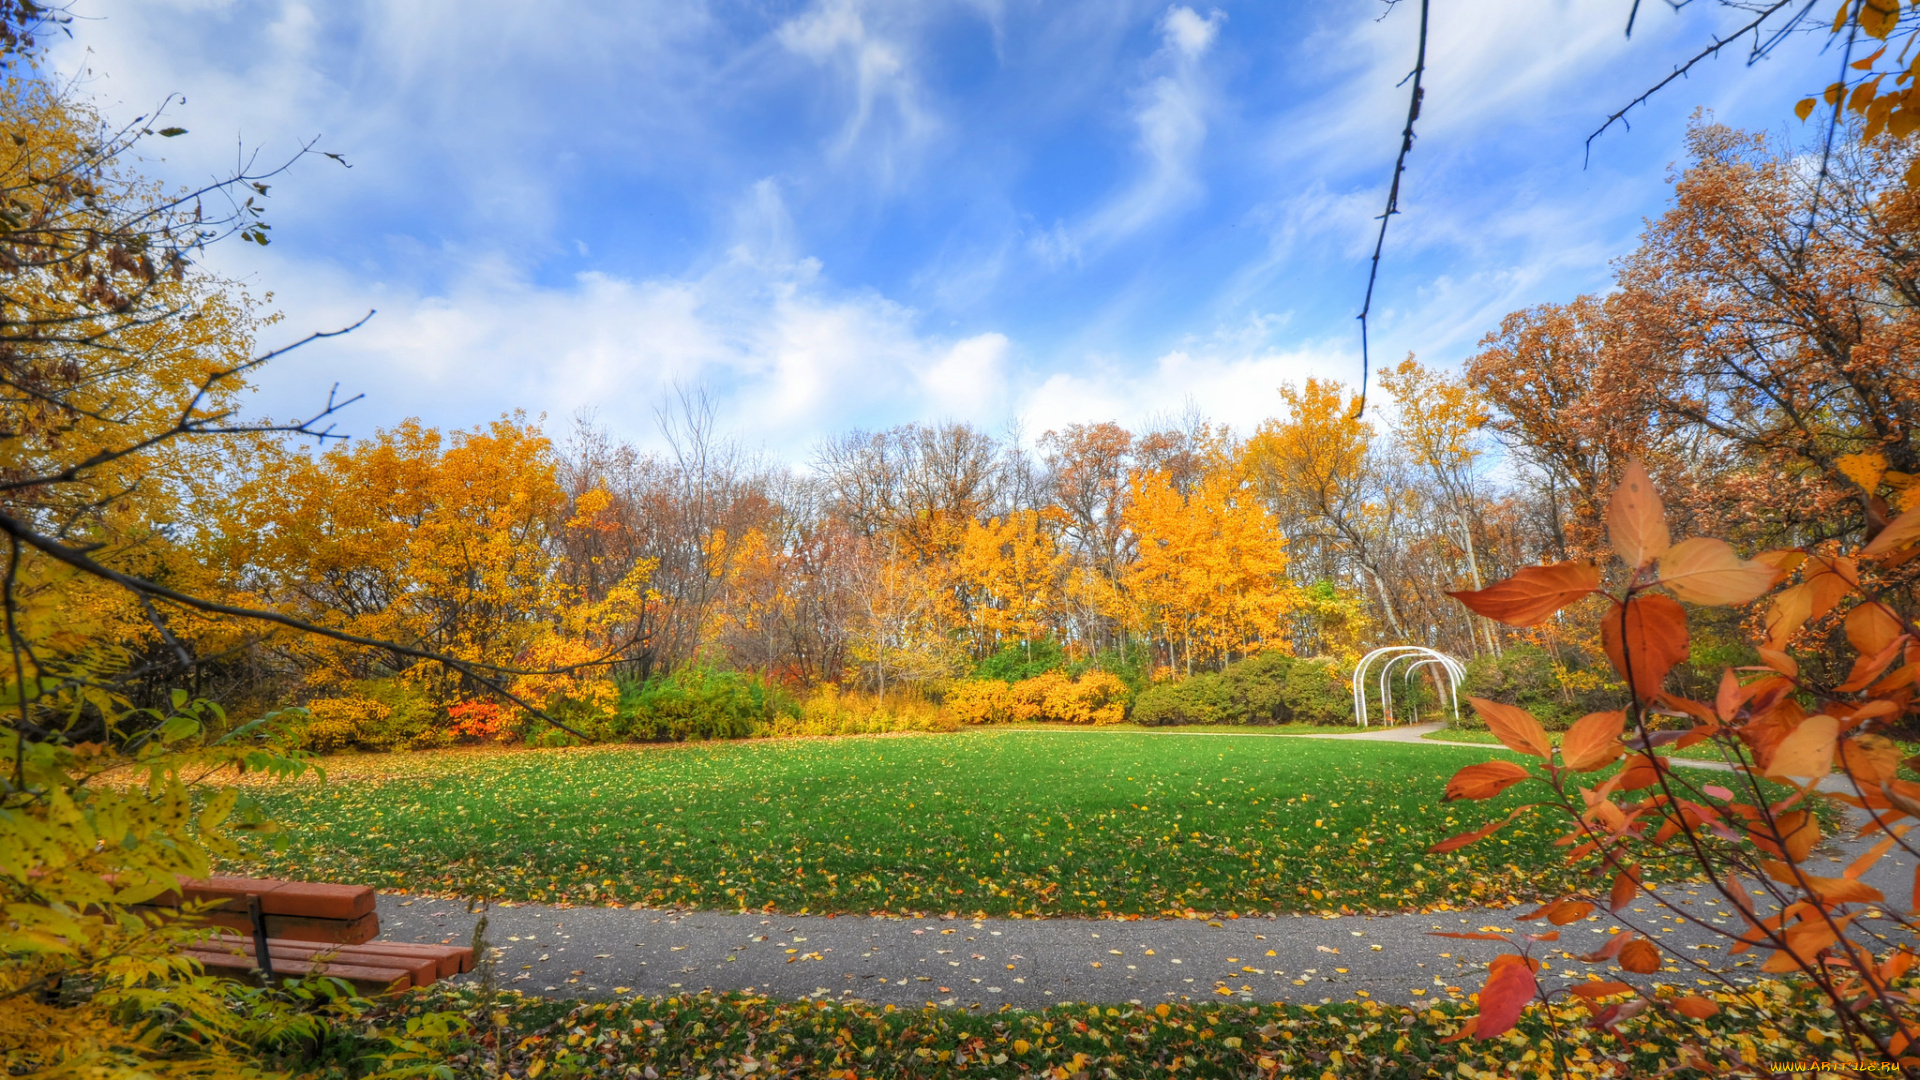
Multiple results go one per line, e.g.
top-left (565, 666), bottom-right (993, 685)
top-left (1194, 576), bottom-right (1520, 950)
top-left (1354, 0), bottom-right (1430, 419)
top-left (1586, 0), bottom-right (1799, 162)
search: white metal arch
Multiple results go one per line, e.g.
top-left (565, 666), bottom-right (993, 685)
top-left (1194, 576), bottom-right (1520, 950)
top-left (1350, 646), bottom-right (1466, 728)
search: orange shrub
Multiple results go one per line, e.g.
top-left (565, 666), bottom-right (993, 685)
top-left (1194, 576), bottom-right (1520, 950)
top-left (944, 678), bottom-right (1014, 724)
top-left (448, 699), bottom-right (513, 742)
top-left (946, 671), bottom-right (1129, 725)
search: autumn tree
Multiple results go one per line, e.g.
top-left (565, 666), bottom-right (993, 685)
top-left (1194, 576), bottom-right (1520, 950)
top-left (0, 21), bottom-right (526, 1073)
top-left (955, 508), bottom-right (1066, 658)
top-left (814, 421), bottom-right (1003, 562)
top-left (1122, 443), bottom-right (1298, 674)
top-left (223, 416), bottom-right (567, 695)
top-left (1248, 378), bottom-right (1411, 641)
top-left (1378, 360), bottom-right (1490, 647)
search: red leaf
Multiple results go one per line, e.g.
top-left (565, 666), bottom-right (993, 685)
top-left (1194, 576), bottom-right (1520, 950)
top-left (1470, 955), bottom-right (1539, 1040)
top-left (1428, 805), bottom-right (1534, 854)
top-left (1448, 561), bottom-right (1600, 627)
top-left (1600, 595), bottom-right (1690, 700)
top-left (1468, 697), bottom-right (1553, 759)
top-left (1429, 931), bottom-right (1512, 942)
top-left (1619, 938), bottom-right (1662, 974)
top-left (1444, 761), bottom-right (1532, 801)
top-left (1609, 866), bottom-right (1641, 911)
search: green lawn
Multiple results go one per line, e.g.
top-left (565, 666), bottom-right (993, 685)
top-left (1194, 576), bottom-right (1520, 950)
top-left (229, 730), bottom-right (1672, 918)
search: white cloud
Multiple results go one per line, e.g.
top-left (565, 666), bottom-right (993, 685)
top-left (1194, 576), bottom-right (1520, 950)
top-left (1160, 5), bottom-right (1223, 58)
top-left (1018, 333), bottom-right (1348, 440)
top-left (1054, 4), bottom-right (1226, 253)
top-left (776, 0), bottom-right (939, 182)
top-left (233, 186), bottom-right (1019, 458)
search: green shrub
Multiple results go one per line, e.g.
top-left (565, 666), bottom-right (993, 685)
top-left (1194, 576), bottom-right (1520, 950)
top-left (1282, 657), bottom-right (1357, 725)
top-left (1131, 671), bottom-right (1237, 725)
top-left (595, 667), bottom-right (798, 743)
top-left (1132, 652), bottom-right (1358, 727)
top-left (973, 638), bottom-right (1070, 682)
top-left (298, 678), bottom-right (448, 752)
top-left (1458, 645), bottom-right (1621, 731)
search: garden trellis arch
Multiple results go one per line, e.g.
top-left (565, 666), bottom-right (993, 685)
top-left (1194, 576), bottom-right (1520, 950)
top-left (1350, 646), bottom-right (1466, 728)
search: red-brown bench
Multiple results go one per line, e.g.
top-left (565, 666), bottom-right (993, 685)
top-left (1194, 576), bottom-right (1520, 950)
top-left (185, 931), bottom-right (474, 994)
top-left (138, 875), bottom-right (380, 944)
top-left (144, 876), bottom-right (472, 994)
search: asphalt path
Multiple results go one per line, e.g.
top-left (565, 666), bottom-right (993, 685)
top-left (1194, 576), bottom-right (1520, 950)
top-left (371, 734), bottom-right (1920, 1011)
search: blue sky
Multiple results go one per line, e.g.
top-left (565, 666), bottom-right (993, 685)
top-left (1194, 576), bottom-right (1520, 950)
top-left (54, 1), bottom-right (1839, 456)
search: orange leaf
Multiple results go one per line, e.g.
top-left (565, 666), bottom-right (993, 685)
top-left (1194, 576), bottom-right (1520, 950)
top-left (1470, 954), bottom-right (1538, 1040)
top-left (1609, 866), bottom-right (1641, 911)
top-left (1657, 536), bottom-right (1775, 606)
top-left (1607, 459), bottom-right (1671, 570)
top-left (1764, 583), bottom-right (1815, 649)
top-left (1715, 667), bottom-right (1742, 722)
top-left (1863, 501), bottom-right (1920, 558)
top-left (1762, 917), bottom-right (1844, 973)
top-left (1757, 647), bottom-right (1800, 678)
top-left (1673, 995), bottom-right (1719, 1019)
top-left (1468, 696), bottom-right (1553, 759)
top-left (1860, 0), bottom-right (1899, 41)
top-left (1547, 899), bottom-right (1596, 926)
top-left (1776, 810), bottom-right (1822, 864)
top-left (1840, 734), bottom-right (1903, 788)
top-left (1599, 595), bottom-right (1690, 700)
top-left (1429, 805), bottom-right (1534, 854)
top-left (1795, 97), bottom-right (1818, 121)
top-left (1448, 561), bottom-right (1600, 627)
top-left (1765, 715), bottom-right (1838, 783)
top-left (1444, 760), bottom-right (1533, 801)
top-left (1560, 711), bottom-right (1626, 772)
top-left (1847, 602), bottom-right (1904, 657)
top-left (1566, 980), bottom-right (1632, 1001)
top-left (1763, 860), bottom-right (1886, 905)
top-left (1618, 938), bottom-right (1661, 974)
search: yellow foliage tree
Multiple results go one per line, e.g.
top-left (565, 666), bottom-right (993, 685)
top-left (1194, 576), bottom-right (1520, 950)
top-left (225, 416), bottom-right (568, 693)
top-left (1121, 448), bottom-right (1298, 674)
top-left (955, 509), bottom-right (1066, 656)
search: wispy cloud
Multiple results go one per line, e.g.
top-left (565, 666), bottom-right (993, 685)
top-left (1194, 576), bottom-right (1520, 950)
top-left (776, 0), bottom-right (941, 186)
top-left (235, 179), bottom-right (1015, 457)
top-left (1075, 4), bottom-right (1226, 247)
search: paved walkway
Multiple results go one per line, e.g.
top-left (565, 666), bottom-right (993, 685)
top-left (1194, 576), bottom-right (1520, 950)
top-left (373, 726), bottom-right (1917, 1010)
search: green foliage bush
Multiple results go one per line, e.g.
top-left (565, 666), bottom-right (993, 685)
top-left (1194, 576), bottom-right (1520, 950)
top-left (973, 637), bottom-right (1071, 682)
top-left (599, 667), bottom-right (798, 743)
top-left (1131, 652), bottom-right (1354, 726)
top-left (974, 638), bottom-right (1153, 693)
top-left (1457, 645), bottom-right (1622, 731)
top-left (298, 678), bottom-right (450, 752)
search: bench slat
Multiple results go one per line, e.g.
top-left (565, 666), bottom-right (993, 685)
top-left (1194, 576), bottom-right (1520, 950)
top-left (195, 938), bottom-right (440, 986)
top-left (155, 907), bottom-right (380, 944)
top-left (147, 875), bottom-right (375, 920)
top-left (184, 948), bottom-right (412, 993)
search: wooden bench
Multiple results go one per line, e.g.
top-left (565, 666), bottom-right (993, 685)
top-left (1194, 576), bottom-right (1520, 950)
top-left (184, 931), bottom-right (474, 994)
top-left (144, 876), bottom-right (473, 994)
top-left (137, 875), bottom-right (380, 944)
